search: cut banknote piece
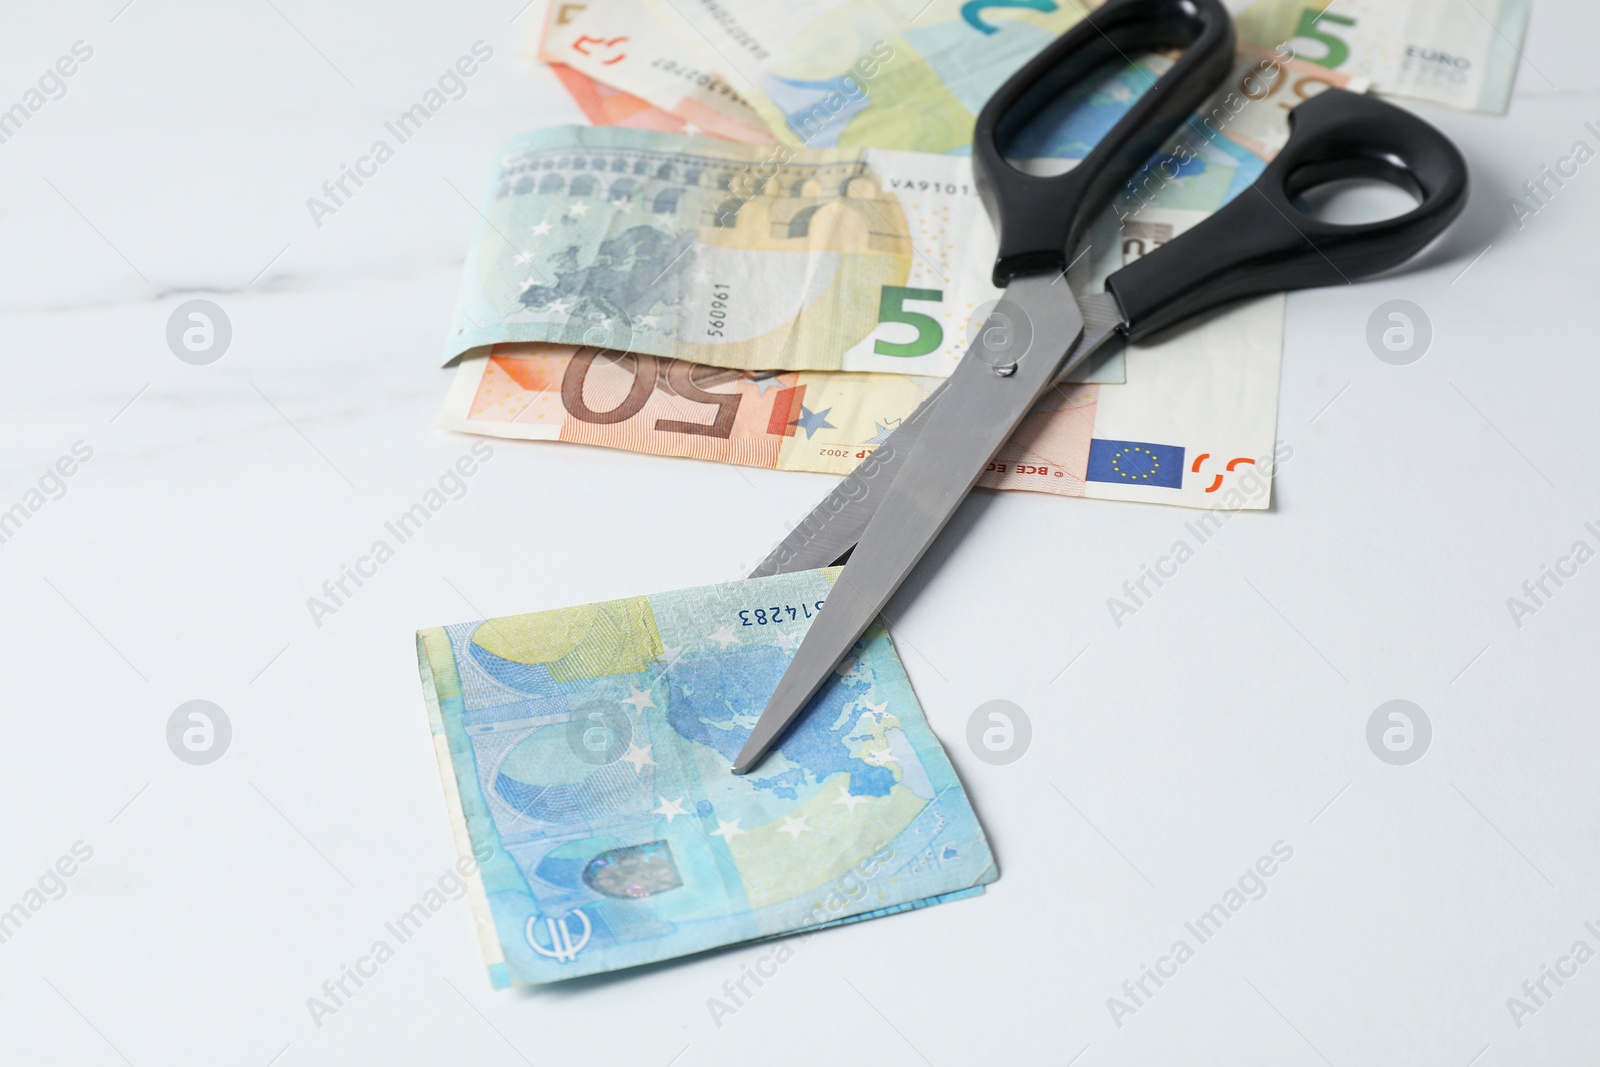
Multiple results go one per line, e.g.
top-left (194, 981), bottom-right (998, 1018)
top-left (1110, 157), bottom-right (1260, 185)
top-left (417, 567), bottom-right (997, 987)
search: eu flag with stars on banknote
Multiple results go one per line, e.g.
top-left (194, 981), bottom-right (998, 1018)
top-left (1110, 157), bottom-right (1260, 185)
top-left (1085, 439), bottom-right (1185, 489)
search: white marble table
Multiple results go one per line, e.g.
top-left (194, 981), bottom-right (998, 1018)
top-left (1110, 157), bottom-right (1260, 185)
top-left (2, 2), bottom-right (1597, 1064)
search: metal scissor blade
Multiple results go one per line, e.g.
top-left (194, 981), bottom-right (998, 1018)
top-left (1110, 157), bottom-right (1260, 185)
top-left (746, 378), bottom-right (949, 579)
top-left (748, 290), bottom-right (1124, 580)
top-left (733, 273), bottom-right (1085, 773)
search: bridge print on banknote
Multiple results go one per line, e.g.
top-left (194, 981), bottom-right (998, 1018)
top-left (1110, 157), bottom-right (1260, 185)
top-left (445, 126), bottom-right (942, 376)
top-left (417, 567), bottom-right (996, 986)
top-left (442, 56), bottom-right (1291, 379)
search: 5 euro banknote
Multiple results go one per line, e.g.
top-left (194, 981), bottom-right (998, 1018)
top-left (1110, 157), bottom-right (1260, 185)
top-left (441, 203), bottom-right (1286, 512)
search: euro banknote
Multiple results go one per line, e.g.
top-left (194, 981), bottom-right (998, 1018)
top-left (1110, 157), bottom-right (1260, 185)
top-left (549, 60), bottom-right (696, 134)
top-left (1195, 47), bottom-right (1368, 161)
top-left (441, 101), bottom-right (1277, 376)
top-left (997, 44), bottom-right (1363, 169)
top-left (417, 566), bottom-right (997, 986)
top-left (532, 2), bottom-right (701, 135)
top-left (441, 202), bottom-right (1285, 512)
top-left (1236, 0), bottom-right (1531, 115)
top-left (534, 0), bottom-right (775, 142)
top-left (615, 0), bottom-right (1092, 151)
top-left (444, 126), bottom-right (1018, 376)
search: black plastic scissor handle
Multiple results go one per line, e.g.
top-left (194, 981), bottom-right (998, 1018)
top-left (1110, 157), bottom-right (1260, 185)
top-left (1107, 88), bottom-right (1471, 341)
top-left (974, 0), bottom-right (1235, 287)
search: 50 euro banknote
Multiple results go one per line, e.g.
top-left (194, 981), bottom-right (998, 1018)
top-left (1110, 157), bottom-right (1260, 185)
top-left (418, 566), bottom-right (996, 986)
top-left (442, 204), bottom-right (1286, 512)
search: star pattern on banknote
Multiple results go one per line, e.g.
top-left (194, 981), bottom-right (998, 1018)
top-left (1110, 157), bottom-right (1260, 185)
top-left (711, 817), bottom-right (745, 841)
top-left (530, 220), bottom-right (552, 236)
top-left (745, 372), bottom-right (783, 396)
top-left (513, 251), bottom-right (534, 265)
top-left (567, 201), bottom-right (590, 218)
top-left (790, 405), bottom-right (835, 439)
top-left (772, 630), bottom-right (800, 652)
top-left (653, 644), bottom-right (686, 672)
top-left (621, 743), bottom-right (654, 773)
top-left (545, 299), bottom-right (572, 316)
top-left (519, 277), bottom-right (539, 294)
top-left (638, 315), bottom-right (663, 329)
top-left (863, 747), bottom-right (896, 767)
top-left (708, 624), bottom-right (738, 648)
top-left (622, 686), bottom-right (655, 713)
top-left (777, 814), bottom-right (810, 840)
top-left (859, 698), bottom-right (888, 721)
top-left (834, 787), bottom-right (868, 813)
top-left (866, 419), bottom-right (899, 445)
top-left (653, 796), bottom-right (688, 822)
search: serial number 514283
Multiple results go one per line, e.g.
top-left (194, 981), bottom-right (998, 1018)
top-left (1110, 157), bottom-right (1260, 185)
top-left (739, 600), bottom-right (825, 626)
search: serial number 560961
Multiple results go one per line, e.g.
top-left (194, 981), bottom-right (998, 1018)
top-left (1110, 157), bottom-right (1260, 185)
top-left (706, 284), bottom-right (730, 338)
top-left (739, 600), bottom-right (824, 626)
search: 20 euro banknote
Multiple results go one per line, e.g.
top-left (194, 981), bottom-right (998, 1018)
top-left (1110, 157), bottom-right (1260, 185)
top-left (645, 0), bottom-right (1091, 151)
top-left (417, 567), bottom-right (997, 986)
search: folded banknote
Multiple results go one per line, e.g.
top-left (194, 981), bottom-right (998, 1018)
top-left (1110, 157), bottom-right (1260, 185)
top-left (417, 567), bottom-right (997, 986)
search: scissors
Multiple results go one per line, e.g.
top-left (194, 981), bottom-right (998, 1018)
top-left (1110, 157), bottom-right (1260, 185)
top-left (731, 0), bottom-right (1468, 774)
